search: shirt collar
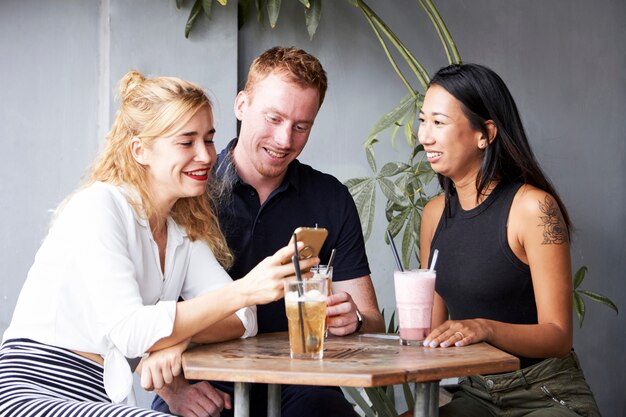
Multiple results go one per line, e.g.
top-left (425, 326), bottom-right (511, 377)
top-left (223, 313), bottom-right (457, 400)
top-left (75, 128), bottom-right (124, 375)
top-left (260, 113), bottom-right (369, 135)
top-left (117, 184), bottom-right (187, 241)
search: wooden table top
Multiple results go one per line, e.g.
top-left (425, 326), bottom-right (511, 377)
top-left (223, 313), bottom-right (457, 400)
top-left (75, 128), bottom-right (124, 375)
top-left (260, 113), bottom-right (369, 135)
top-left (183, 332), bottom-right (519, 387)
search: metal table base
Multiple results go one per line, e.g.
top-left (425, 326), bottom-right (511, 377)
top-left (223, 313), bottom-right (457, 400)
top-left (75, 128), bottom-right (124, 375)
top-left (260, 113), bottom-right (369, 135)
top-left (233, 381), bottom-right (440, 417)
top-left (234, 382), bottom-right (282, 417)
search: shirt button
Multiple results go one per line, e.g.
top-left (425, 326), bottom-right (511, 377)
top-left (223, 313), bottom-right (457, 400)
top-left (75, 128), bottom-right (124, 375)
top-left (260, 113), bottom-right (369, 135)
top-left (486, 379), bottom-right (494, 389)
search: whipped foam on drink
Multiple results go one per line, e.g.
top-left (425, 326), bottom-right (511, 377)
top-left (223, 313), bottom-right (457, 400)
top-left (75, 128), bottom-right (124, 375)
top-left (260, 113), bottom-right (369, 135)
top-left (285, 289), bottom-right (326, 303)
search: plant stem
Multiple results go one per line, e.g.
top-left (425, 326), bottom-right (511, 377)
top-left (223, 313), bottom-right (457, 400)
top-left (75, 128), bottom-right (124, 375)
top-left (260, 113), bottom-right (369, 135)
top-left (361, 11), bottom-right (415, 95)
top-left (419, 0), bottom-right (461, 64)
top-left (357, 0), bottom-right (430, 90)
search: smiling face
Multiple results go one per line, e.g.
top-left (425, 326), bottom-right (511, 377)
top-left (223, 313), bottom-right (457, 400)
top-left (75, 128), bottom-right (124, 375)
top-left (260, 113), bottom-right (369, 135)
top-left (233, 71), bottom-right (320, 190)
top-left (132, 105), bottom-right (216, 214)
top-left (418, 84), bottom-right (487, 184)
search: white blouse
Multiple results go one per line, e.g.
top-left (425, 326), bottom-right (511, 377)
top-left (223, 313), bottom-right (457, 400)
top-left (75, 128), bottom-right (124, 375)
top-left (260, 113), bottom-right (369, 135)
top-left (3, 182), bottom-right (256, 403)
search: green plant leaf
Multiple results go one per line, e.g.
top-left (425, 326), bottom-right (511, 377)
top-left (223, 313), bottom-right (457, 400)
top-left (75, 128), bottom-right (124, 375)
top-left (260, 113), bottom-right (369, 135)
top-left (176, 0), bottom-right (185, 9)
top-left (364, 387), bottom-right (398, 416)
top-left (343, 387), bottom-right (377, 417)
top-left (382, 387), bottom-right (399, 417)
top-left (344, 176), bottom-right (374, 196)
top-left (267, 0), bottom-right (281, 28)
top-left (255, 0), bottom-right (266, 23)
top-left (367, 93), bottom-right (419, 144)
top-left (385, 200), bottom-right (395, 222)
top-left (385, 385), bottom-right (396, 410)
top-left (363, 387), bottom-right (384, 413)
top-left (388, 207), bottom-right (411, 237)
top-left (402, 382), bottom-right (415, 410)
top-left (578, 290), bottom-right (619, 314)
top-left (379, 161), bottom-right (410, 177)
top-left (365, 144), bottom-right (377, 173)
top-left (404, 176), bottom-right (416, 203)
top-left (419, 168), bottom-right (437, 189)
top-left (411, 142), bottom-right (425, 158)
top-left (202, 0), bottom-right (213, 18)
top-left (378, 177), bottom-right (405, 206)
top-left (387, 198), bottom-right (410, 213)
top-left (410, 206), bottom-right (422, 264)
top-left (185, 0), bottom-right (204, 38)
top-left (573, 291), bottom-right (585, 327)
top-left (414, 159), bottom-right (434, 175)
top-left (364, 136), bottom-right (379, 149)
top-left (353, 179), bottom-right (377, 242)
top-left (573, 265), bottom-right (587, 289)
top-left (403, 104), bottom-right (417, 147)
top-left (390, 119), bottom-right (405, 146)
top-left (304, 0), bottom-right (322, 40)
top-left (217, 0), bottom-right (227, 4)
top-left (387, 310), bottom-right (397, 334)
top-left (411, 205), bottom-right (421, 235)
top-left (401, 210), bottom-right (416, 268)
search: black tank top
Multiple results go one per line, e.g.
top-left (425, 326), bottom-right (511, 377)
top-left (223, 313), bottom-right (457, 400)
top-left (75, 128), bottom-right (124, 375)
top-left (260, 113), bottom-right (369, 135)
top-left (430, 181), bottom-right (543, 368)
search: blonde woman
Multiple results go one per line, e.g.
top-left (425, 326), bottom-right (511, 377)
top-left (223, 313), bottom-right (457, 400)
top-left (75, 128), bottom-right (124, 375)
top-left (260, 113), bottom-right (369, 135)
top-left (0, 71), bottom-right (316, 416)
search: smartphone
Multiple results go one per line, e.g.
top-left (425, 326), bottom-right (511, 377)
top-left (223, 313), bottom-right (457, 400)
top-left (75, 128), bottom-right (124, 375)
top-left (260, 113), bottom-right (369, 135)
top-left (289, 227), bottom-right (328, 260)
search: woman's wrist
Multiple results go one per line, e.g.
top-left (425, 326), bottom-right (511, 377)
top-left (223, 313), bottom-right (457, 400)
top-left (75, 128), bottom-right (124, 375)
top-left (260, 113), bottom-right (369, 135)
top-left (228, 278), bottom-right (253, 311)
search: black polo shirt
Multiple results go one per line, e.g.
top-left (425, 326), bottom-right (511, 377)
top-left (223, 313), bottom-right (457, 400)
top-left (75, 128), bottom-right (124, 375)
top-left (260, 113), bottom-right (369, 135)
top-left (214, 139), bottom-right (370, 333)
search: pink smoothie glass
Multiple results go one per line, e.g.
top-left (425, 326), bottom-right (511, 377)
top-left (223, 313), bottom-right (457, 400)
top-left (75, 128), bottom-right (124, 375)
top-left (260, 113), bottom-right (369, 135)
top-left (393, 269), bottom-right (436, 345)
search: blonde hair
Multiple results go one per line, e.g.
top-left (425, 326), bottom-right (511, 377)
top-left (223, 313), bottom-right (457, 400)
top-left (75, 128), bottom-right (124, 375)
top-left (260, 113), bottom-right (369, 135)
top-left (244, 46), bottom-right (328, 107)
top-left (85, 70), bottom-right (232, 268)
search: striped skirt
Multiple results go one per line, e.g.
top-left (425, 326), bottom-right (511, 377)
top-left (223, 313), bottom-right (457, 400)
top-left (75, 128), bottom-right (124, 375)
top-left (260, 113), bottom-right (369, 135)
top-left (0, 339), bottom-right (171, 416)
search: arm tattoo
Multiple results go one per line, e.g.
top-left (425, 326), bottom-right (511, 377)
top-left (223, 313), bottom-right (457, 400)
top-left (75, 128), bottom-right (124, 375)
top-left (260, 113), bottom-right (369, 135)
top-left (538, 196), bottom-right (568, 245)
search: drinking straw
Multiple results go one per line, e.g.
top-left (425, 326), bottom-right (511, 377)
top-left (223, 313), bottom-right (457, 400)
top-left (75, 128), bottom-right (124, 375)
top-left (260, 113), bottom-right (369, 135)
top-left (386, 230), bottom-right (404, 272)
top-left (292, 234), bottom-right (307, 351)
top-left (429, 249), bottom-right (439, 272)
top-left (325, 248), bottom-right (336, 274)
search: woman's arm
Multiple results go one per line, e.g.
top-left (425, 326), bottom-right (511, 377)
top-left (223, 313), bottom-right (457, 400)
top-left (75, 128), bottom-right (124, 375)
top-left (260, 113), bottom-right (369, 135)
top-left (490, 186), bottom-right (572, 356)
top-left (424, 186), bottom-right (573, 358)
top-left (191, 314), bottom-right (245, 344)
top-left (149, 244), bottom-right (319, 351)
top-left (419, 196), bottom-right (449, 329)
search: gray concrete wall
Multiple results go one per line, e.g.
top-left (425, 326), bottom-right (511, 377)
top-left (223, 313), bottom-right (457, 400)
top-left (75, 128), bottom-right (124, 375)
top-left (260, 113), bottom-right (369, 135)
top-left (1, 0), bottom-right (624, 415)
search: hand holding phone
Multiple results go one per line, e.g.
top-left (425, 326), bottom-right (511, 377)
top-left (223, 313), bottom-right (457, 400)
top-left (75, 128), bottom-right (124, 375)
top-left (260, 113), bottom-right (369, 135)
top-left (289, 227), bottom-right (328, 260)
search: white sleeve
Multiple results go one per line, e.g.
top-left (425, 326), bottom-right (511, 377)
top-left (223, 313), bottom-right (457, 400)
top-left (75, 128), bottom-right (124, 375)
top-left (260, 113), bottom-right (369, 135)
top-left (182, 240), bottom-right (257, 338)
top-left (66, 185), bottom-right (176, 358)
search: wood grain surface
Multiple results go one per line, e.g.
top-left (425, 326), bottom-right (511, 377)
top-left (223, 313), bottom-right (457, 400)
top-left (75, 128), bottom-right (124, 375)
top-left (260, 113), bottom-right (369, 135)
top-left (183, 332), bottom-right (519, 387)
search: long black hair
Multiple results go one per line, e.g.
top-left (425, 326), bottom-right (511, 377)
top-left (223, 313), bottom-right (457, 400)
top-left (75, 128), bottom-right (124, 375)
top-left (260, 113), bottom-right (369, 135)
top-left (429, 63), bottom-right (571, 230)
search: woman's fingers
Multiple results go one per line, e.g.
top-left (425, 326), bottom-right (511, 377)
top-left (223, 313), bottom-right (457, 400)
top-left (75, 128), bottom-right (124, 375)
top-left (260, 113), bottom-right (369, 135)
top-left (272, 241), bottom-right (304, 264)
top-left (160, 361), bottom-right (175, 386)
top-left (424, 320), bottom-right (476, 348)
top-left (243, 242), bottom-right (322, 305)
top-left (170, 353), bottom-right (182, 378)
top-left (140, 348), bottom-right (183, 391)
top-left (141, 365), bottom-right (161, 391)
